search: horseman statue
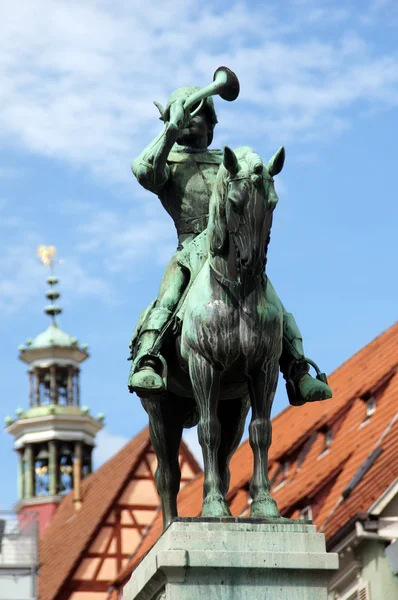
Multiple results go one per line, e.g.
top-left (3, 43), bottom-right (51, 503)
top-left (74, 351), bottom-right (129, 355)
top-left (127, 68), bottom-right (332, 527)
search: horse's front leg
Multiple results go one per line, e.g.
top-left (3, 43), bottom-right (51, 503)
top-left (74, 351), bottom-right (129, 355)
top-left (141, 393), bottom-right (184, 530)
top-left (189, 354), bottom-right (230, 517)
top-left (247, 359), bottom-right (281, 518)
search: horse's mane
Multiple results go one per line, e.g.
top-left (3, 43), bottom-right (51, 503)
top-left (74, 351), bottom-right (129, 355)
top-left (209, 146), bottom-right (265, 255)
top-left (233, 146), bottom-right (263, 176)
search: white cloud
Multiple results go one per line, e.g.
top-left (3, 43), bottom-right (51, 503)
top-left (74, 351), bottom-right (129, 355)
top-left (0, 1), bottom-right (397, 183)
top-left (76, 201), bottom-right (177, 272)
top-left (0, 243), bottom-right (113, 315)
top-left (93, 428), bottom-right (130, 468)
top-left (1, 0), bottom-right (398, 296)
top-left (0, 202), bottom-right (113, 315)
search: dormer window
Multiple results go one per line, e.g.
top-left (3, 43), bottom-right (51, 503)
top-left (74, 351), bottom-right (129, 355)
top-left (300, 505), bottom-right (312, 521)
top-left (366, 396), bottom-right (376, 417)
top-left (359, 392), bottom-right (377, 428)
top-left (271, 459), bottom-right (290, 490)
top-left (318, 427), bottom-right (333, 458)
top-left (325, 428), bottom-right (333, 449)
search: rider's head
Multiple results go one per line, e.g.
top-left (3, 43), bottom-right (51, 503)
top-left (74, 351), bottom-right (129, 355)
top-left (164, 86), bottom-right (218, 148)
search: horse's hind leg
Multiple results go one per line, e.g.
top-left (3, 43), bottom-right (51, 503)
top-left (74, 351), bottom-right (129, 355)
top-left (141, 393), bottom-right (185, 530)
top-left (247, 359), bottom-right (281, 518)
top-left (189, 354), bottom-right (230, 517)
top-left (217, 396), bottom-right (250, 497)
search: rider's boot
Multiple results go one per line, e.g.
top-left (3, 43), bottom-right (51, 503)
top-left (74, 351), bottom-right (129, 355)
top-left (128, 307), bottom-right (172, 396)
top-left (281, 312), bottom-right (332, 406)
top-left (129, 331), bottom-right (164, 395)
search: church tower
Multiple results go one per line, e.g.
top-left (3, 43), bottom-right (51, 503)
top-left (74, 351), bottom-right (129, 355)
top-left (5, 246), bottom-right (104, 534)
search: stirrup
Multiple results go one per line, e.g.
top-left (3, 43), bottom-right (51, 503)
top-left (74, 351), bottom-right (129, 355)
top-left (286, 357), bottom-right (330, 406)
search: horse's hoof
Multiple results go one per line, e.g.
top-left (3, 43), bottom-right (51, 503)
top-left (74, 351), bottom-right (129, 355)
top-left (250, 495), bottom-right (281, 519)
top-left (201, 493), bottom-right (231, 518)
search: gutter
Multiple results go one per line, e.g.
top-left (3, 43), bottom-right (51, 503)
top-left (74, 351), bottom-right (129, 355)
top-left (327, 514), bottom-right (398, 555)
top-left (326, 513), bottom-right (368, 552)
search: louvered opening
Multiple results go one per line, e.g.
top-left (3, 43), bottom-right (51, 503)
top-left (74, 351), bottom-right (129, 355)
top-left (342, 582), bottom-right (370, 600)
top-left (357, 583), bottom-right (370, 600)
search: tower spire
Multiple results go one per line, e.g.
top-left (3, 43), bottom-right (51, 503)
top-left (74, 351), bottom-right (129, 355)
top-left (5, 244), bottom-right (104, 534)
top-left (37, 245), bottom-right (63, 323)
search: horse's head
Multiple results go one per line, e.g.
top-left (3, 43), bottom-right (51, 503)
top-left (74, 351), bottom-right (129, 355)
top-left (208, 145), bottom-right (285, 279)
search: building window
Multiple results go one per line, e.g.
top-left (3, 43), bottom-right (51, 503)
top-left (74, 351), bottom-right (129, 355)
top-left (359, 393), bottom-right (377, 428)
top-left (300, 505), bottom-right (312, 521)
top-left (336, 581), bottom-right (370, 600)
top-left (325, 428), bottom-right (333, 448)
top-left (318, 427), bottom-right (333, 458)
top-left (366, 396), bottom-right (376, 417)
top-left (271, 460), bottom-right (290, 490)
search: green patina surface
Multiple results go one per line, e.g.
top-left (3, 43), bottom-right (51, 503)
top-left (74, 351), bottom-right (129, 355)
top-left (126, 67), bottom-right (332, 525)
top-left (18, 274), bottom-right (88, 355)
top-left (124, 520), bottom-right (338, 600)
top-left (23, 322), bottom-right (79, 350)
top-left (15, 405), bottom-right (91, 420)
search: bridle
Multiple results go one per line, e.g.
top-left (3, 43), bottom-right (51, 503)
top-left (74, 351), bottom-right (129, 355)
top-left (209, 168), bottom-right (273, 288)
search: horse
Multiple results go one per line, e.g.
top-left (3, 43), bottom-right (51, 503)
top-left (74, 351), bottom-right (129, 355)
top-left (141, 145), bottom-right (286, 528)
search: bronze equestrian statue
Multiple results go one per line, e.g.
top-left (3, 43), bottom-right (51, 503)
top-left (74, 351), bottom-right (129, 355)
top-left (128, 68), bottom-right (332, 527)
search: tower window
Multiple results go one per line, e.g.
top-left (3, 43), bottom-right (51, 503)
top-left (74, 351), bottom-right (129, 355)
top-left (59, 446), bottom-right (74, 494)
top-left (34, 446), bottom-right (49, 496)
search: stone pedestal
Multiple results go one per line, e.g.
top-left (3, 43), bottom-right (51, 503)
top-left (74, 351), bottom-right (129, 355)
top-left (123, 518), bottom-right (338, 600)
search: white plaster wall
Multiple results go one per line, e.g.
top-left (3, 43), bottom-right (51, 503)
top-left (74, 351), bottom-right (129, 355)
top-left (0, 572), bottom-right (36, 600)
top-left (361, 540), bottom-right (398, 600)
top-left (382, 493), bottom-right (398, 518)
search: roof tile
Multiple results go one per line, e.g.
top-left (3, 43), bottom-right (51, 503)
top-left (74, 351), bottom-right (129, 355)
top-left (39, 428), bottom-right (151, 600)
top-left (110, 322), bottom-right (398, 591)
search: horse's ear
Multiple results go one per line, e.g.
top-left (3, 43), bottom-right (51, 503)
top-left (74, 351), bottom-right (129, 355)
top-left (223, 146), bottom-right (239, 176)
top-left (268, 146), bottom-right (285, 176)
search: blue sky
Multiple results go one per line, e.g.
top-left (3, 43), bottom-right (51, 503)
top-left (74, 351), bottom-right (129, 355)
top-left (1, 0), bottom-right (397, 509)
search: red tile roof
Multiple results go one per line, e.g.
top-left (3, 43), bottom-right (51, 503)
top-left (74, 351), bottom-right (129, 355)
top-left (39, 428), bottom-right (151, 600)
top-left (109, 322), bottom-right (398, 592)
top-left (39, 428), bottom-right (200, 600)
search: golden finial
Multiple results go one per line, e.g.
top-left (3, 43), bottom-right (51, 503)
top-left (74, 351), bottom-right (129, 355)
top-left (36, 245), bottom-right (64, 321)
top-left (37, 245), bottom-right (57, 267)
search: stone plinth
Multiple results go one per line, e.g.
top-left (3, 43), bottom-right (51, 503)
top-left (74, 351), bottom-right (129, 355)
top-left (123, 518), bottom-right (338, 600)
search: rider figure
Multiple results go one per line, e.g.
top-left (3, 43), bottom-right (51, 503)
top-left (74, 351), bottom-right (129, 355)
top-left (128, 87), bottom-right (332, 406)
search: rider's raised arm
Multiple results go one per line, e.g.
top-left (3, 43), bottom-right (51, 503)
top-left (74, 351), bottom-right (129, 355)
top-left (131, 123), bottom-right (178, 193)
top-left (132, 100), bottom-right (187, 194)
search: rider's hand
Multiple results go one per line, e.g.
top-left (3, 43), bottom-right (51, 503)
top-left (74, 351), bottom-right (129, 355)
top-left (168, 100), bottom-right (190, 130)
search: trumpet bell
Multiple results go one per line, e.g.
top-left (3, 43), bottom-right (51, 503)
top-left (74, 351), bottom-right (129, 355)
top-left (213, 67), bottom-right (240, 102)
top-left (184, 66), bottom-right (240, 118)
